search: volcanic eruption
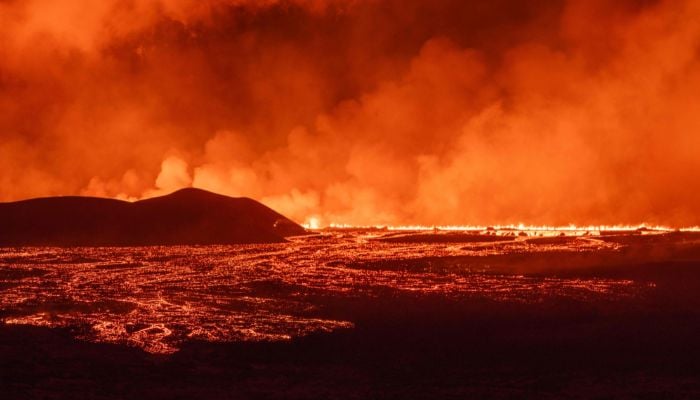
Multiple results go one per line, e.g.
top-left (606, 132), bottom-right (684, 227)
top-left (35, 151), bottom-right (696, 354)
top-left (3, 1), bottom-right (700, 399)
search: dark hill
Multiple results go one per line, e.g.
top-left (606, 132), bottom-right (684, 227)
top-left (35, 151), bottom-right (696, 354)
top-left (0, 188), bottom-right (308, 246)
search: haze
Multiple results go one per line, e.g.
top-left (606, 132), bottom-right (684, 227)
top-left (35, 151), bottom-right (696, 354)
top-left (1, 0), bottom-right (699, 227)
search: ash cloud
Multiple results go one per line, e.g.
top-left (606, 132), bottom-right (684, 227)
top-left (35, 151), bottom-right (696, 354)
top-left (1, 0), bottom-right (699, 226)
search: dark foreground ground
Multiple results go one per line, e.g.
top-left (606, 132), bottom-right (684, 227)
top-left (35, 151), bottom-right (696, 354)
top-left (4, 261), bottom-right (700, 399)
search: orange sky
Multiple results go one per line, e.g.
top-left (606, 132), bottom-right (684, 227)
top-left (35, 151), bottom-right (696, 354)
top-left (1, 0), bottom-right (700, 226)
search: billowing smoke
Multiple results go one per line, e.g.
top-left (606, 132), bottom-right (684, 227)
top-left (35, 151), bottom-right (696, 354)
top-left (2, 0), bottom-right (700, 226)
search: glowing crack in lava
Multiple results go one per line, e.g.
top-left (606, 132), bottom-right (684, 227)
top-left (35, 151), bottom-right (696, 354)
top-left (0, 228), bottom-right (678, 354)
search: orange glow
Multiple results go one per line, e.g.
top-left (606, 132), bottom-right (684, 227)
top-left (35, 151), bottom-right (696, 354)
top-left (324, 223), bottom-right (700, 235)
top-left (2, 1), bottom-right (700, 227)
top-left (302, 216), bottom-right (321, 230)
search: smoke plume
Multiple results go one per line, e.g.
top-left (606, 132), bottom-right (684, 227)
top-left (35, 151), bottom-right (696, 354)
top-left (1, 0), bottom-right (699, 226)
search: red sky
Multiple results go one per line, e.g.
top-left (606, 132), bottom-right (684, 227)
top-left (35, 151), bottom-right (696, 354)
top-left (1, 0), bottom-right (700, 226)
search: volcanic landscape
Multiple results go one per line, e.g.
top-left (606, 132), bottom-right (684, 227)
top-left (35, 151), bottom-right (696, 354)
top-left (3, 225), bottom-right (700, 398)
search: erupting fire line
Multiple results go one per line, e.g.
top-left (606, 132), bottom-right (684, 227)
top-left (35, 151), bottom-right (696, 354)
top-left (304, 223), bottom-right (700, 233)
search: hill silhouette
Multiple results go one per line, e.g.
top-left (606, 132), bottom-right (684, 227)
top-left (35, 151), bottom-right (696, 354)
top-left (0, 188), bottom-right (307, 246)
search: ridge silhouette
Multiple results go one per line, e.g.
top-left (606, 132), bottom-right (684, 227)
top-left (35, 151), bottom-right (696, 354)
top-left (0, 188), bottom-right (307, 246)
